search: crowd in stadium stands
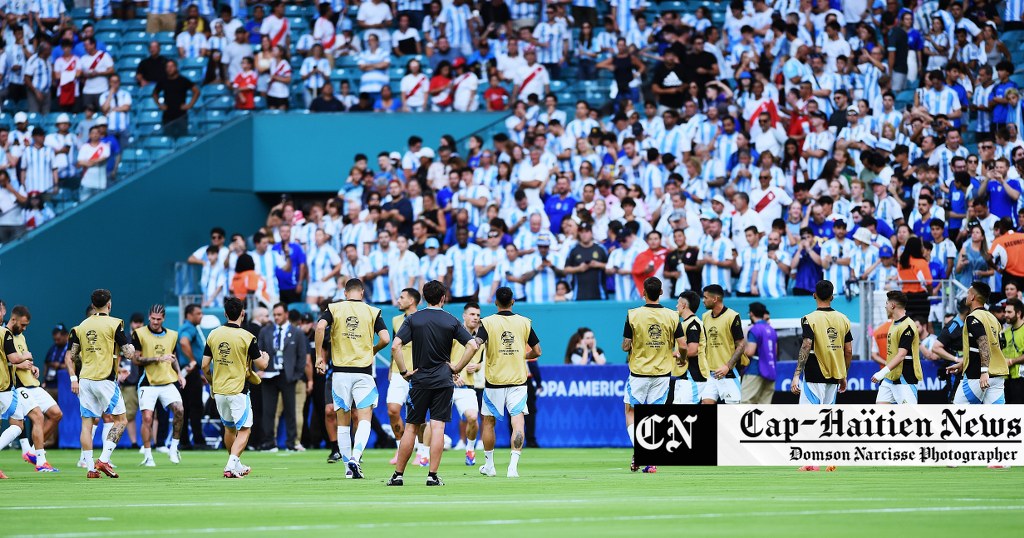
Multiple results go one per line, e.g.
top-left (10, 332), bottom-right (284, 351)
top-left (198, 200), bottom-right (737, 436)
top-left (167, 0), bottom-right (1024, 307)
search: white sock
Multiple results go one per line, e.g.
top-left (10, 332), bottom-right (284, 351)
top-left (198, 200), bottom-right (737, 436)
top-left (338, 427), bottom-right (351, 460)
top-left (102, 422), bottom-right (113, 441)
top-left (351, 420), bottom-right (370, 462)
top-left (144, 447), bottom-right (152, 459)
top-left (226, 454), bottom-right (240, 472)
top-left (82, 449), bottom-right (95, 471)
top-left (35, 449), bottom-right (46, 466)
top-left (484, 450), bottom-right (494, 466)
top-left (170, 439), bottom-right (180, 451)
top-left (627, 424), bottom-right (635, 446)
top-left (0, 425), bottom-right (23, 450)
top-left (19, 437), bottom-right (31, 454)
top-left (91, 425), bottom-right (98, 439)
top-left (466, 436), bottom-right (476, 453)
top-left (99, 438), bottom-right (116, 463)
top-left (510, 450), bottom-right (521, 470)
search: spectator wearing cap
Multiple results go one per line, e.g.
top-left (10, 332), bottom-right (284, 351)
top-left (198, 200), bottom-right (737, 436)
top-left (451, 57), bottom-right (480, 112)
top-left (400, 59), bottom-right (429, 112)
top-left (836, 105), bottom-right (875, 173)
top-left (802, 111), bottom-right (834, 181)
top-left (606, 226), bottom-right (642, 301)
top-left (24, 40), bottom-right (52, 114)
top-left (564, 221), bottom-right (608, 300)
top-left (475, 229), bottom-right (508, 303)
top-left (698, 215), bottom-right (736, 294)
top-left (45, 113), bottom-right (76, 182)
top-left (20, 127), bottom-right (58, 195)
top-left (95, 117), bottom-right (122, 178)
top-left (418, 237), bottom-right (450, 289)
top-left (871, 245), bottom-right (900, 291)
top-left (512, 46), bottom-right (549, 102)
top-left (821, 219), bottom-right (855, 296)
top-left (100, 73), bottom-right (132, 149)
top-left (851, 227), bottom-right (880, 284)
top-left (521, 234), bottom-right (565, 303)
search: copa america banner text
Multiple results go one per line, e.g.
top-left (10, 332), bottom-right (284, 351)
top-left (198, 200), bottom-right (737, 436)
top-left (633, 405), bottom-right (1023, 466)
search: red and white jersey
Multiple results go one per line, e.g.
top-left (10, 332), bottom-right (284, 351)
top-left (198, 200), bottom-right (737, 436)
top-left (78, 141), bottom-right (111, 190)
top-left (260, 14), bottom-right (290, 47)
top-left (399, 73), bottom-right (428, 108)
top-left (513, 63), bottom-right (549, 100)
top-left (267, 58), bottom-right (292, 98)
top-left (313, 16), bottom-right (336, 49)
top-left (451, 72), bottom-right (479, 112)
top-left (749, 186), bottom-right (793, 232)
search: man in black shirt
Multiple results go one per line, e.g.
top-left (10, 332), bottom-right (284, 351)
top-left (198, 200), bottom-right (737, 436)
top-left (135, 41), bottom-right (168, 87)
top-left (309, 83), bottom-right (344, 113)
top-left (565, 222), bottom-right (609, 300)
top-left (152, 60), bottom-right (200, 138)
top-left (650, 49), bottom-right (686, 110)
top-left (886, 10), bottom-right (910, 91)
top-left (933, 299), bottom-right (968, 403)
top-left (388, 280), bottom-right (478, 486)
top-left (683, 35), bottom-right (718, 88)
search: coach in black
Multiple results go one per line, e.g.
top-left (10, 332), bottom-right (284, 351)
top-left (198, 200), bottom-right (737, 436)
top-left (388, 280), bottom-right (479, 486)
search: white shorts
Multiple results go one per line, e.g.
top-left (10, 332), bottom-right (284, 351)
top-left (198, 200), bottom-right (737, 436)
top-left (17, 386), bottom-right (57, 413)
top-left (79, 379), bottom-right (126, 418)
top-left (700, 375), bottom-right (742, 404)
top-left (386, 375), bottom-right (410, 406)
top-left (453, 387), bottom-right (479, 417)
top-left (799, 381), bottom-right (839, 405)
top-left (331, 372), bottom-right (378, 412)
top-left (672, 378), bottom-right (705, 404)
top-left (482, 386), bottom-right (528, 419)
top-left (139, 384), bottom-right (183, 412)
top-left (953, 376), bottom-right (1006, 404)
top-left (876, 380), bottom-right (920, 404)
top-left (0, 390), bottom-right (25, 421)
top-left (215, 393), bottom-right (253, 429)
top-left (308, 281), bottom-right (337, 299)
top-left (623, 375), bottom-right (670, 406)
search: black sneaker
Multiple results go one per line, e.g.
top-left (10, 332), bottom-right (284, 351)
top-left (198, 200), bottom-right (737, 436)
top-left (386, 473), bottom-right (404, 486)
top-left (327, 451), bottom-right (343, 464)
top-left (347, 459), bottom-right (364, 479)
top-left (425, 475), bottom-right (444, 486)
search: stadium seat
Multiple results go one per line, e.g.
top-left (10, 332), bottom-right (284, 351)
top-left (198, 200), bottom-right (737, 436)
top-left (137, 111), bottom-right (163, 125)
top-left (69, 7), bottom-right (92, 19)
top-left (551, 80), bottom-right (567, 92)
top-left (204, 84), bottom-right (230, 98)
top-left (142, 136), bottom-right (175, 150)
top-left (159, 44), bottom-right (176, 57)
top-left (125, 19), bottom-right (147, 32)
top-left (207, 95), bottom-right (234, 110)
top-left (138, 98), bottom-right (160, 112)
top-left (97, 31), bottom-right (122, 45)
top-left (181, 57), bottom-right (209, 71)
top-left (123, 31), bottom-right (151, 45)
top-left (121, 44), bottom-right (148, 58)
top-left (181, 69), bottom-right (203, 83)
top-left (330, 68), bottom-right (349, 82)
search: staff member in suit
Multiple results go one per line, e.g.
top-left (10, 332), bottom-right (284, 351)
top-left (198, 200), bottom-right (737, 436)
top-left (257, 303), bottom-right (308, 451)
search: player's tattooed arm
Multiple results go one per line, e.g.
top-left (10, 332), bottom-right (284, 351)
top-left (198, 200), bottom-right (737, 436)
top-left (726, 339), bottom-right (747, 369)
top-left (794, 338), bottom-right (812, 378)
top-left (64, 342), bottom-right (80, 373)
top-left (120, 344), bottom-right (137, 362)
top-left (977, 333), bottom-right (990, 368)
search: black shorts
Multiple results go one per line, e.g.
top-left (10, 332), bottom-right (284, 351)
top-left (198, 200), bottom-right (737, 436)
top-left (405, 386), bottom-right (454, 424)
top-left (267, 95), bottom-right (289, 108)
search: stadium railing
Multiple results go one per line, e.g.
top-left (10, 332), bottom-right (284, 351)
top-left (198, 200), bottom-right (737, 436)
top-left (858, 278), bottom-right (968, 359)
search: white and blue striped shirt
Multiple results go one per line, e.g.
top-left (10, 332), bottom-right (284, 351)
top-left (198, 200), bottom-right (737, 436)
top-left (2, 44), bottom-right (28, 88)
top-left (250, 249), bottom-right (286, 296)
top-left (655, 126), bottom-right (687, 161)
top-left (921, 86), bottom-right (961, 119)
top-left (821, 237), bottom-right (856, 294)
top-left (394, 0), bottom-right (423, 11)
top-left (357, 46), bottom-right (390, 93)
top-left (852, 245), bottom-right (880, 279)
top-left (594, 31), bottom-right (619, 57)
top-left (607, 242), bottom-right (642, 301)
top-left (566, 117), bottom-right (599, 141)
top-left (366, 250), bottom-right (391, 303)
top-left (29, 0), bottom-right (64, 19)
top-left (23, 52), bottom-right (50, 92)
top-left (44, 132), bottom-right (75, 179)
top-left (440, 3), bottom-right (472, 51)
top-left (735, 245), bottom-right (759, 295)
top-left (928, 144), bottom-right (970, 187)
top-left (523, 252), bottom-right (564, 303)
top-left (755, 248), bottom-right (791, 298)
top-left (457, 184), bottom-right (489, 229)
top-left (201, 263), bottom-right (227, 306)
top-left (419, 254), bottom-right (450, 284)
top-left (1006, 0), bottom-right (1024, 23)
top-left (149, 0), bottom-right (179, 15)
top-left (301, 56), bottom-right (330, 90)
top-left (100, 89), bottom-right (132, 133)
top-left (473, 165), bottom-right (498, 190)
top-left (475, 246), bottom-right (507, 294)
top-left (973, 83), bottom-right (994, 133)
top-left (802, 130), bottom-right (834, 181)
top-left (208, 35), bottom-right (227, 53)
top-left (19, 144), bottom-right (56, 194)
top-left (508, 0), bottom-right (538, 21)
top-left (699, 235), bottom-right (735, 293)
top-left (176, 31), bottom-right (208, 59)
top-left (533, 22), bottom-right (565, 65)
top-left (307, 243), bottom-right (340, 283)
top-left (610, 0), bottom-right (645, 35)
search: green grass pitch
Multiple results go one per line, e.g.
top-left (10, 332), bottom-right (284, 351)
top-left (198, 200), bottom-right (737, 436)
top-left (1, 449), bottom-right (1021, 538)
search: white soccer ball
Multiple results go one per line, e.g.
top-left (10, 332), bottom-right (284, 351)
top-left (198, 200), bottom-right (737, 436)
top-left (443, 434), bottom-right (453, 450)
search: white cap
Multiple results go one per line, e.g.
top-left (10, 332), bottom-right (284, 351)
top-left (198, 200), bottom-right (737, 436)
top-left (388, 151), bottom-right (401, 161)
top-left (95, 116), bottom-right (108, 126)
top-left (417, 147), bottom-right (435, 159)
top-left (55, 113), bottom-right (71, 124)
top-left (711, 194), bottom-right (727, 205)
top-left (13, 112), bottom-right (27, 123)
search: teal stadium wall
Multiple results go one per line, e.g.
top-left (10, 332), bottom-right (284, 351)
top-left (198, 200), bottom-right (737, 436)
top-left (0, 118), bottom-right (266, 356)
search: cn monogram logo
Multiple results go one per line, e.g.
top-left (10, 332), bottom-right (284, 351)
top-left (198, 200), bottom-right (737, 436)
top-left (636, 414), bottom-right (698, 453)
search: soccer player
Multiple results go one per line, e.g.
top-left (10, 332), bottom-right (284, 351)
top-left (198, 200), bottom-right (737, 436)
top-left (387, 280), bottom-right (478, 486)
top-left (65, 289), bottom-right (137, 479)
top-left (950, 281), bottom-right (1009, 404)
top-left (202, 297), bottom-right (270, 478)
top-left (0, 310), bottom-right (36, 479)
top-left (871, 291), bottom-right (922, 404)
top-left (672, 290), bottom-right (707, 405)
top-left (477, 286), bottom-right (542, 478)
top-left (314, 278), bottom-right (390, 479)
top-left (700, 285), bottom-right (746, 404)
top-left (133, 304), bottom-right (186, 466)
top-left (386, 287), bottom-right (424, 466)
top-left (623, 277), bottom-right (683, 473)
top-left (7, 305), bottom-right (63, 472)
top-left (450, 302), bottom-right (484, 466)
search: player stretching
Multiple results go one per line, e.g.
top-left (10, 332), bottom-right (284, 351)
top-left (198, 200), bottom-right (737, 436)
top-left (673, 291), bottom-right (707, 404)
top-left (871, 292), bottom-right (922, 404)
top-left (700, 285), bottom-right (746, 404)
top-left (477, 286), bottom-right (542, 478)
top-left (7, 306), bottom-right (63, 472)
top-left (451, 302), bottom-right (484, 466)
top-left (133, 304), bottom-right (186, 466)
top-left (387, 288), bottom-right (424, 466)
top-left (791, 280), bottom-right (852, 472)
top-left (1, 315), bottom-right (37, 479)
top-left (202, 297), bottom-right (269, 478)
top-left (388, 281), bottom-right (479, 486)
top-left (623, 278), bottom-right (684, 473)
top-left (66, 289), bottom-right (136, 479)
top-left (950, 281), bottom-right (1009, 404)
top-left (315, 278), bottom-right (390, 480)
